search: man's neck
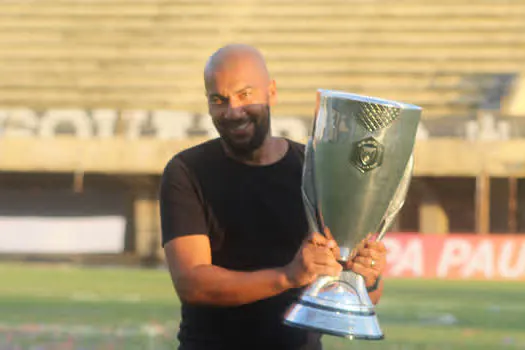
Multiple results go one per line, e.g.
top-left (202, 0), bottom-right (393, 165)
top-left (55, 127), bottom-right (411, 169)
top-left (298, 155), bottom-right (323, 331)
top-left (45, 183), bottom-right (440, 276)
top-left (222, 136), bottom-right (288, 166)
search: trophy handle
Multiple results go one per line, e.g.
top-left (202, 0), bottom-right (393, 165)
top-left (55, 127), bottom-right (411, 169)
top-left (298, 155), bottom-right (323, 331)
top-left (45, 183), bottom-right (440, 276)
top-left (376, 153), bottom-right (414, 241)
top-left (302, 137), bottom-right (326, 236)
top-left (303, 138), bottom-right (348, 262)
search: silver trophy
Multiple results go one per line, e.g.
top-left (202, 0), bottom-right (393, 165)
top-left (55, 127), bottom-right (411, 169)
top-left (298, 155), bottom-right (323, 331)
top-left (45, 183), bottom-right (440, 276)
top-left (283, 89), bottom-right (421, 340)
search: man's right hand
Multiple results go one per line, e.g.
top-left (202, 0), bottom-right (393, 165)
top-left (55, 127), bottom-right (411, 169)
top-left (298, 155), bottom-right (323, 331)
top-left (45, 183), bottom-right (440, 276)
top-left (282, 232), bottom-right (342, 288)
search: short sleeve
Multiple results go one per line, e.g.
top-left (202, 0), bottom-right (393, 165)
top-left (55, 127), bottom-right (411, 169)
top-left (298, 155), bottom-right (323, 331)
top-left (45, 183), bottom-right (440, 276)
top-left (159, 156), bottom-right (208, 247)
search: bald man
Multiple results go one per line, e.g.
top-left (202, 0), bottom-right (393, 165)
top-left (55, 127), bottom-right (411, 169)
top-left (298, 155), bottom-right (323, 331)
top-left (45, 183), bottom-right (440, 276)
top-left (160, 44), bottom-right (387, 350)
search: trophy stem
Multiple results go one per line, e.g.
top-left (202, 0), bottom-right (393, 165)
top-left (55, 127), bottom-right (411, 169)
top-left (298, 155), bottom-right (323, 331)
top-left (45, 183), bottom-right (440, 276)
top-left (339, 247), bottom-right (351, 261)
top-left (283, 270), bottom-right (384, 340)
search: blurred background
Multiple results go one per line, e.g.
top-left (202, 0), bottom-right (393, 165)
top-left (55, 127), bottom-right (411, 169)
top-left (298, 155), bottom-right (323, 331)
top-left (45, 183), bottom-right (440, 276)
top-left (1, 0), bottom-right (525, 349)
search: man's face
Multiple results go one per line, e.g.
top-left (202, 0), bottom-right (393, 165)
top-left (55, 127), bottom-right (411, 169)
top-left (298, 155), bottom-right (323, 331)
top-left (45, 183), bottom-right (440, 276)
top-left (205, 63), bottom-right (276, 157)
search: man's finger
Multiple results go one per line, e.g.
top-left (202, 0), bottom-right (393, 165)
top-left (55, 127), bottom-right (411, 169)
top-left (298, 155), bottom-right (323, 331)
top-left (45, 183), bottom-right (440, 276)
top-left (307, 232), bottom-right (327, 246)
top-left (353, 256), bottom-right (374, 268)
top-left (313, 263), bottom-right (342, 277)
top-left (349, 262), bottom-right (371, 282)
top-left (324, 226), bottom-right (335, 241)
top-left (341, 259), bottom-right (353, 271)
top-left (311, 247), bottom-right (337, 265)
top-left (322, 227), bottom-right (339, 250)
top-left (351, 262), bottom-right (380, 287)
top-left (365, 240), bottom-right (387, 252)
top-left (308, 232), bottom-right (339, 250)
top-left (356, 256), bottom-right (385, 271)
top-left (354, 248), bottom-right (382, 260)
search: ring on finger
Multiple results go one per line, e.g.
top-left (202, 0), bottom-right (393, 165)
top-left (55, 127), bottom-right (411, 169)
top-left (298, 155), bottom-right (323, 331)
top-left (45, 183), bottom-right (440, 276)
top-left (370, 259), bottom-right (376, 268)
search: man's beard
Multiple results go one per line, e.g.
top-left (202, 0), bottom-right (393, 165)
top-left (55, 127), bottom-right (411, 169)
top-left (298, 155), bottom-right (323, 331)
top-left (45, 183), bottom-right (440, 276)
top-left (218, 105), bottom-right (271, 159)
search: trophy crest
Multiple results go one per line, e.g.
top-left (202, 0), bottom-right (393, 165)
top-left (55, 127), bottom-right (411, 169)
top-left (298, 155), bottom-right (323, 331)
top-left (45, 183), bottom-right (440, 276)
top-left (351, 137), bottom-right (384, 172)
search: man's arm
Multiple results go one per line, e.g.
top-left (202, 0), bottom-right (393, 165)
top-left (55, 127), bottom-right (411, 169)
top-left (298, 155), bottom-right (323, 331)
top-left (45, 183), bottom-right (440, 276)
top-left (165, 235), bottom-right (289, 306)
top-left (164, 233), bottom-right (342, 307)
top-left (160, 156), bottom-right (341, 306)
top-left (367, 278), bottom-right (384, 304)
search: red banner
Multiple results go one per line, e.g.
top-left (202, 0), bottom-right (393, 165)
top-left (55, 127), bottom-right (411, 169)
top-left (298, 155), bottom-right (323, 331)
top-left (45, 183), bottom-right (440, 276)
top-left (382, 233), bottom-right (525, 280)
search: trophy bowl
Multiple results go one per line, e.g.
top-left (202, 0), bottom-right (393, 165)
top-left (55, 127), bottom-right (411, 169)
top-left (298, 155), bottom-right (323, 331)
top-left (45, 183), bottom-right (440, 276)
top-left (283, 89), bottom-right (422, 340)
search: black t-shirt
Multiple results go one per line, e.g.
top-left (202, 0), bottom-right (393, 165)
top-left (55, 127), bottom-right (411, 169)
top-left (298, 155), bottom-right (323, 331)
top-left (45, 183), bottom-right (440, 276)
top-left (159, 138), bottom-right (322, 350)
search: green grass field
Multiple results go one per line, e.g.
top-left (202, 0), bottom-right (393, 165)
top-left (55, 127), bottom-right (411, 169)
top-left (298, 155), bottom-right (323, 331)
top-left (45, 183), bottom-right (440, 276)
top-left (1, 263), bottom-right (524, 350)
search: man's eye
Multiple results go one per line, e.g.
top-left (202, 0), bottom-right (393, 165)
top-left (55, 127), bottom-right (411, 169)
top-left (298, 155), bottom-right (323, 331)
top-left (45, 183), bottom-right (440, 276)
top-left (210, 97), bottom-right (223, 105)
top-left (239, 91), bottom-right (251, 99)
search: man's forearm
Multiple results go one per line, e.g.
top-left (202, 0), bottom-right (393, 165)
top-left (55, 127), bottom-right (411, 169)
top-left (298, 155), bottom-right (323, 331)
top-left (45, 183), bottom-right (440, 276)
top-left (368, 278), bottom-right (384, 305)
top-left (174, 264), bottom-right (292, 306)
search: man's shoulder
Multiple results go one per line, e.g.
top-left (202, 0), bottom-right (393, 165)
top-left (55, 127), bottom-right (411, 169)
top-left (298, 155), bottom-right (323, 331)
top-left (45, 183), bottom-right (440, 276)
top-left (286, 138), bottom-right (305, 149)
top-left (163, 138), bottom-right (222, 175)
top-left (177, 137), bottom-right (222, 161)
top-left (285, 138), bottom-right (306, 160)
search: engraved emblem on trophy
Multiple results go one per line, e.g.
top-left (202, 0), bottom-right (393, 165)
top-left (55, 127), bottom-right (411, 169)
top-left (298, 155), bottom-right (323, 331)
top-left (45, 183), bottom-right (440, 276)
top-left (352, 137), bottom-right (384, 172)
top-left (284, 89), bottom-right (422, 340)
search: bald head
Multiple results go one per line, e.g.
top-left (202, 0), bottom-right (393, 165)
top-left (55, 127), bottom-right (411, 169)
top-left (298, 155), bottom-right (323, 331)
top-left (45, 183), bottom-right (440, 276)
top-left (204, 44), bottom-right (271, 92)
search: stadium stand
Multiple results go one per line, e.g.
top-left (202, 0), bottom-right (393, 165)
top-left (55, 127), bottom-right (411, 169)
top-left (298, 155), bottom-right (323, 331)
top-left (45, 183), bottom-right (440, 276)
top-left (0, 0), bottom-right (524, 121)
top-left (0, 0), bottom-right (524, 261)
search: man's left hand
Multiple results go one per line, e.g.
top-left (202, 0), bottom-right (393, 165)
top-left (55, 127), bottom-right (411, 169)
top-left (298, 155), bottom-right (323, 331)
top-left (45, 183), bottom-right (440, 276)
top-left (344, 238), bottom-right (387, 288)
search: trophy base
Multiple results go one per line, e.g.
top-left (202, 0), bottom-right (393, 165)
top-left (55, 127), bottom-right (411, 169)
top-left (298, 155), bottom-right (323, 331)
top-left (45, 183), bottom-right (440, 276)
top-left (283, 301), bottom-right (384, 340)
top-left (283, 272), bottom-right (384, 340)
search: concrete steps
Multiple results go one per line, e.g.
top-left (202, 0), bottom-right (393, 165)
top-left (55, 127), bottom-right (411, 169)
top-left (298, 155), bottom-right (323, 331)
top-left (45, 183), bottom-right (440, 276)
top-left (0, 0), bottom-right (523, 120)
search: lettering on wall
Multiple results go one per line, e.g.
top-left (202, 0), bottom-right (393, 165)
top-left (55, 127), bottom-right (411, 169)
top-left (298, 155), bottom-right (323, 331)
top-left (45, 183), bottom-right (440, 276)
top-left (383, 234), bottom-right (525, 280)
top-left (0, 108), bottom-right (432, 140)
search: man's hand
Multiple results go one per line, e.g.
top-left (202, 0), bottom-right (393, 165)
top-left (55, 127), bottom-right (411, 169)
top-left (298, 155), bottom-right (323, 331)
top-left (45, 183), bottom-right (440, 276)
top-left (344, 237), bottom-right (387, 289)
top-left (283, 232), bottom-right (342, 288)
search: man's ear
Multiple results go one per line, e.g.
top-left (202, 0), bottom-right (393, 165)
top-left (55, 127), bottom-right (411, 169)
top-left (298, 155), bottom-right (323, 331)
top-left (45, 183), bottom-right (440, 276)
top-left (268, 79), bottom-right (277, 107)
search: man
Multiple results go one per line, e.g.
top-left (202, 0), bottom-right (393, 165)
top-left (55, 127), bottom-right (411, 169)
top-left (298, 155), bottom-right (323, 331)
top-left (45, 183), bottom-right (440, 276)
top-left (159, 44), bottom-right (387, 350)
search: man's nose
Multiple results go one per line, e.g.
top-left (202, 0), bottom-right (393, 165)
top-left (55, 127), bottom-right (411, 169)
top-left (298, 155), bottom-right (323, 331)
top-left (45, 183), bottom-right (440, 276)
top-left (225, 99), bottom-right (246, 120)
